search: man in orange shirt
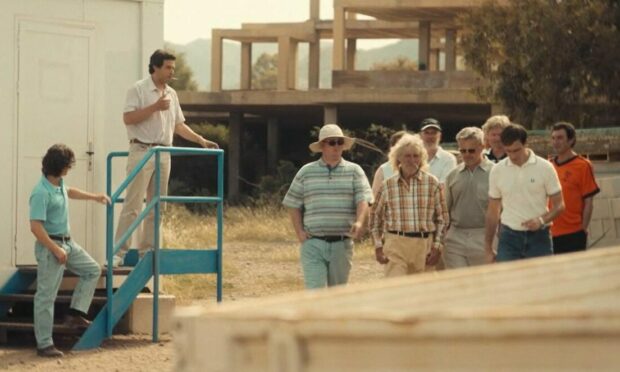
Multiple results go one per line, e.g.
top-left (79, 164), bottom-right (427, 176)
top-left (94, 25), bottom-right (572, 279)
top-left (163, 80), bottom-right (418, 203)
top-left (550, 122), bottom-right (600, 254)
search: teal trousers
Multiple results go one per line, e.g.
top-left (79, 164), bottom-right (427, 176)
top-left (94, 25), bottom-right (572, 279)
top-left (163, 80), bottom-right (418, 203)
top-left (300, 238), bottom-right (353, 289)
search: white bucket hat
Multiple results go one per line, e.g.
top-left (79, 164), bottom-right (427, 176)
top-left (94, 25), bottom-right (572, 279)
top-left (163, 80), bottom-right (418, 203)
top-left (308, 124), bottom-right (355, 153)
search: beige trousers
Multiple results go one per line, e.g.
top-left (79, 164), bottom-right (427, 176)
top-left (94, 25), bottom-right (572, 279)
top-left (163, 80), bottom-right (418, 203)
top-left (383, 233), bottom-right (431, 277)
top-left (443, 226), bottom-right (487, 269)
top-left (114, 143), bottom-right (171, 257)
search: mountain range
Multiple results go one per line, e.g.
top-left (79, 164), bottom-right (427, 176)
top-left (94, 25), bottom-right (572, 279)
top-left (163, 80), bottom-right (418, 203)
top-left (166, 38), bottom-right (420, 90)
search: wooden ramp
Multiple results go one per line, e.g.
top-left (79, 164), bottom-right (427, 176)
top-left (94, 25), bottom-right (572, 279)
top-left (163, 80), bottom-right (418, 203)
top-left (174, 247), bottom-right (620, 372)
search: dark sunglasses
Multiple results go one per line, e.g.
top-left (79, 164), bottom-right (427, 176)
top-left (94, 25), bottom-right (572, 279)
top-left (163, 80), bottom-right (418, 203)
top-left (324, 138), bottom-right (345, 146)
top-left (459, 148), bottom-right (477, 154)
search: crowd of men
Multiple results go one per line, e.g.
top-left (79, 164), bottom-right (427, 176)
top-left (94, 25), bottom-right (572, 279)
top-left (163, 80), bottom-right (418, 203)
top-left (283, 118), bottom-right (600, 290)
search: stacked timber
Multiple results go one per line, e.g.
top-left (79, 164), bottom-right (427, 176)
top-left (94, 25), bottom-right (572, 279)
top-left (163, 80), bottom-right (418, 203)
top-left (174, 247), bottom-right (620, 372)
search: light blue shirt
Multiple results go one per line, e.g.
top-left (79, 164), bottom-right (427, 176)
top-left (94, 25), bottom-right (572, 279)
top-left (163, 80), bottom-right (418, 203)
top-left (29, 175), bottom-right (70, 235)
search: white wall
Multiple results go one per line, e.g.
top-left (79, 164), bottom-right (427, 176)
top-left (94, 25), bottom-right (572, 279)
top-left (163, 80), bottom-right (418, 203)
top-left (0, 0), bottom-right (164, 284)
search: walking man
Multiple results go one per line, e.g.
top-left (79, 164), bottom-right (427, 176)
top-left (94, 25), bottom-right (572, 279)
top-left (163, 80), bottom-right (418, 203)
top-left (111, 49), bottom-right (218, 266)
top-left (482, 115), bottom-right (510, 163)
top-left (30, 144), bottom-right (110, 357)
top-left (485, 124), bottom-right (564, 262)
top-left (444, 127), bottom-right (494, 268)
top-left (419, 118), bottom-right (457, 184)
top-left (550, 122), bottom-right (600, 253)
top-left (283, 124), bottom-right (373, 289)
top-left (369, 134), bottom-right (448, 276)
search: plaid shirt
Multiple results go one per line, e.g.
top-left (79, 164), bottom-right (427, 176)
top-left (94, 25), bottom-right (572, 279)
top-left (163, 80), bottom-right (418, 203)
top-left (369, 170), bottom-right (449, 248)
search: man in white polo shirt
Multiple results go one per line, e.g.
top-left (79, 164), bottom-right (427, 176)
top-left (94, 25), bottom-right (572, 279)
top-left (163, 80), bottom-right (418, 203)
top-left (420, 118), bottom-right (457, 184)
top-left (485, 123), bottom-right (564, 262)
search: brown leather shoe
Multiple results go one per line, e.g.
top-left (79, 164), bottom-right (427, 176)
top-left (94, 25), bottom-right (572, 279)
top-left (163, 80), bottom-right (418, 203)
top-left (37, 345), bottom-right (64, 357)
top-left (64, 314), bottom-right (92, 329)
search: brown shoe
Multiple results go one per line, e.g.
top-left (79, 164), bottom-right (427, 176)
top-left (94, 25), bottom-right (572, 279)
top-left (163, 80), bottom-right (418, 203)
top-left (37, 345), bottom-right (64, 358)
top-left (64, 314), bottom-right (92, 329)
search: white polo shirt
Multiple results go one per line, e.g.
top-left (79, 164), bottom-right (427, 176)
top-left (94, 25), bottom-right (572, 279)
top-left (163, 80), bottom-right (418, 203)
top-left (489, 149), bottom-right (561, 231)
top-left (428, 146), bottom-right (457, 183)
top-left (123, 77), bottom-right (185, 146)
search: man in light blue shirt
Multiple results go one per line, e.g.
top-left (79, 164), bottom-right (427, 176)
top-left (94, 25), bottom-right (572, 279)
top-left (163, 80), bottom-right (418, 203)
top-left (30, 144), bottom-right (109, 357)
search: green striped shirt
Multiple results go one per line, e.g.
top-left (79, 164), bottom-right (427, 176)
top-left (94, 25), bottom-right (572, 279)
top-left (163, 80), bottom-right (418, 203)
top-left (283, 158), bottom-right (373, 236)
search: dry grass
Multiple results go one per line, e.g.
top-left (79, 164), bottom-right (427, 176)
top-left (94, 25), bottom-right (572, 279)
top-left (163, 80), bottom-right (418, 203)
top-left (159, 205), bottom-right (380, 304)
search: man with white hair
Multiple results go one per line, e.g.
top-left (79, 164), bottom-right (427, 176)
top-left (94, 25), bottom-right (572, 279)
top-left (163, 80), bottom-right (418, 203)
top-left (444, 127), bottom-right (494, 268)
top-left (283, 124), bottom-right (373, 289)
top-left (482, 115), bottom-right (510, 163)
top-left (369, 134), bottom-right (448, 277)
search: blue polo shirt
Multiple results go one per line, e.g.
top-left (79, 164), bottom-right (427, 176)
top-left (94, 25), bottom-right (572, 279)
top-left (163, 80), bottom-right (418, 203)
top-left (29, 175), bottom-right (70, 236)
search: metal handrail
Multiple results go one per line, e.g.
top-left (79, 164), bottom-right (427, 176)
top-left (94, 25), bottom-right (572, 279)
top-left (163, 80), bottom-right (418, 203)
top-left (105, 146), bottom-right (224, 340)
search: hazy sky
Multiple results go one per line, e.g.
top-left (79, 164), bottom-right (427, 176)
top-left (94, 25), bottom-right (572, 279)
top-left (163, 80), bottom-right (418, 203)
top-left (163, 0), bottom-right (390, 48)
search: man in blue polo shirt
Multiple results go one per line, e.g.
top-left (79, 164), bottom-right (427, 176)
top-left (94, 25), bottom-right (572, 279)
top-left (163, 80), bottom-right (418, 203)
top-left (30, 144), bottom-right (110, 357)
top-left (283, 124), bottom-right (373, 289)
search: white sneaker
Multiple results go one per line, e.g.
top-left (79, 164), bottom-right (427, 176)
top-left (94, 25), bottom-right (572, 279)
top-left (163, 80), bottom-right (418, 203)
top-left (105, 255), bottom-right (123, 268)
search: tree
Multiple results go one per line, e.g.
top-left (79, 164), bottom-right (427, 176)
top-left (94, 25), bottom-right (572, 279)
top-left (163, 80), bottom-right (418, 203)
top-left (252, 53), bottom-right (278, 90)
top-left (371, 56), bottom-right (418, 71)
top-left (164, 45), bottom-right (199, 91)
top-left (460, 0), bottom-right (620, 128)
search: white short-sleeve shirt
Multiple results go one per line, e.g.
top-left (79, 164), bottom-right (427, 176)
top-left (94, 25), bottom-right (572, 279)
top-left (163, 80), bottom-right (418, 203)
top-left (124, 77), bottom-right (185, 146)
top-left (428, 146), bottom-right (457, 183)
top-left (489, 149), bottom-right (562, 231)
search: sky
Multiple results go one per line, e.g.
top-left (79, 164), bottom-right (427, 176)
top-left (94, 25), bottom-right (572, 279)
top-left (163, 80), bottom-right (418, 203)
top-left (164, 0), bottom-right (391, 48)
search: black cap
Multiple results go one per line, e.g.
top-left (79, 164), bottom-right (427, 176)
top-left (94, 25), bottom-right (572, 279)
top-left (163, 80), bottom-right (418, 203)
top-left (420, 118), bottom-right (441, 132)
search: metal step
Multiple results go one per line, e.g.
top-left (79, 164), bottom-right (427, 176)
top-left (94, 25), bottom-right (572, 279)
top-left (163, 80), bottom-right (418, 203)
top-left (0, 293), bottom-right (107, 305)
top-left (16, 265), bottom-right (132, 277)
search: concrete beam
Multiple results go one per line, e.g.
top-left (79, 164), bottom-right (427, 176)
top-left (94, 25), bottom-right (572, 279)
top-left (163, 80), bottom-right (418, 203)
top-left (267, 118), bottom-right (279, 174)
top-left (418, 21), bottom-right (431, 71)
top-left (228, 112), bottom-right (243, 201)
top-left (241, 42), bottom-right (252, 90)
top-left (445, 28), bottom-right (457, 71)
top-left (211, 31), bottom-right (223, 92)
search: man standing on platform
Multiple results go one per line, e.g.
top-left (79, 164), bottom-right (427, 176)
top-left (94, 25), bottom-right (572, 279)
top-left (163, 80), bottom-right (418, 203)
top-left (283, 124), bottom-right (373, 289)
top-left (111, 49), bottom-right (218, 267)
top-left (444, 127), bottom-right (494, 268)
top-left (485, 124), bottom-right (564, 262)
top-left (550, 122), bottom-right (600, 253)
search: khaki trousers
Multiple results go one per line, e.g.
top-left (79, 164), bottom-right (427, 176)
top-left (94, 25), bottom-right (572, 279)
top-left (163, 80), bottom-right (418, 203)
top-left (114, 143), bottom-right (171, 257)
top-left (383, 233), bottom-right (431, 277)
top-left (443, 226), bottom-right (487, 269)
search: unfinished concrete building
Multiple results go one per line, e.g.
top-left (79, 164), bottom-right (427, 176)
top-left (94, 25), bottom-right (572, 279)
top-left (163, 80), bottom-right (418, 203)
top-left (180, 0), bottom-right (500, 199)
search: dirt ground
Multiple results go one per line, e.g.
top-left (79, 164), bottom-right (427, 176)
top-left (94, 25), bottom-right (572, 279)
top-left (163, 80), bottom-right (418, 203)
top-left (0, 241), bottom-right (383, 371)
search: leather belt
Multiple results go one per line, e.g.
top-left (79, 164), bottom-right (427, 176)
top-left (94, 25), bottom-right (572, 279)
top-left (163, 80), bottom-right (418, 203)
top-left (388, 230), bottom-right (433, 238)
top-left (130, 139), bottom-right (169, 147)
top-left (49, 235), bottom-right (71, 243)
top-left (311, 235), bottom-right (349, 242)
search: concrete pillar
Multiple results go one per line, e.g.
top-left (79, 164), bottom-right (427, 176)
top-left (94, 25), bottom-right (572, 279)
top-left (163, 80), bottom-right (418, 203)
top-left (445, 28), bottom-right (457, 72)
top-left (240, 42), bottom-right (252, 90)
top-left (228, 112), bottom-right (243, 201)
top-left (288, 41), bottom-right (298, 90)
top-left (267, 118), bottom-right (279, 174)
top-left (324, 105), bottom-right (338, 124)
top-left (211, 31), bottom-right (223, 92)
top-left (418, 21), bottom-right (431, 71)
top-left (333, 6), bottom-right (346, 71)
top-left (310, 0), bottom-right (320, 20)
top-left (346, 39), bottom-right (357, 71)
top-left (277, 36), bottom-right (291, 91)
top-left (308, 39), bottom-right (320, 89)
top-left (429, 49), bottom-right (440, 71)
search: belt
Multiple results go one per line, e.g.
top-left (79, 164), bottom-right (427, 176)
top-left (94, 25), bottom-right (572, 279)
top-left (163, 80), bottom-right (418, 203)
top-left (130, 139), bottom-right (169, 147)
top-left (311, 235), bottom-right (349, 242)
top-left (49, 234), bottom-right (71, 243)
top-left (388, 230), bottom-right (433, 238)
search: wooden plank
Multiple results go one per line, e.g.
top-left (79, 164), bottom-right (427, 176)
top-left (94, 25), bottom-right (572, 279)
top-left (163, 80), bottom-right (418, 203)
top-left (0, 321), bottom-right (82, 334)
top-left (0, 293), bottom-right (107, 304)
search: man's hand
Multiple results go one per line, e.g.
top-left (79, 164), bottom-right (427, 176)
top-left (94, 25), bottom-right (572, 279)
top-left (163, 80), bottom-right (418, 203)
top-left (426, 247), bottom-right (442, 266)
top-left (296, 230), bottom-right (309, 243)
top-left (153, 93), bottom-right (171, 111)
top-left (53, 246), bottom-right (68, 265)
top-left (200, 137), bottom-right (219, 149)
top-left (522, 217), bottom-right (543, 231)
top-left (484, 242), bottom-right (496, 263)
top-left (348, 221), bottom-right (363, 240)
top-left (375, 247), bottom-right (389, 265)
top-left (94, 193), bottom-right (111, 205)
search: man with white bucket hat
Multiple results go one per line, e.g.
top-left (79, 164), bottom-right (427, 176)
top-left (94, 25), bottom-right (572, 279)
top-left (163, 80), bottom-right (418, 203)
top-left (283, 124), bottom-right (373, 289)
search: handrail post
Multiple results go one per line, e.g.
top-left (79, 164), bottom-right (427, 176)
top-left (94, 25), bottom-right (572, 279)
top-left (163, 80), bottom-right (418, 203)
top-left (152, 149), bottom-right (161, 342)
top-left (106, 154), bottom-right (114, 337)
top-left (217, 151), bottom-right (224, 302)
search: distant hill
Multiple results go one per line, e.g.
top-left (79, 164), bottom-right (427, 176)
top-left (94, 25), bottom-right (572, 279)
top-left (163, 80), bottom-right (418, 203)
top-left (166, 38), bottom-right (420, 90)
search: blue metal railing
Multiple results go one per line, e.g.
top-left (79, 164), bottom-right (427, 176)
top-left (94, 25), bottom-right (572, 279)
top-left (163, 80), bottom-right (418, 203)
top-left (105, 146), bottom-right (224, 341)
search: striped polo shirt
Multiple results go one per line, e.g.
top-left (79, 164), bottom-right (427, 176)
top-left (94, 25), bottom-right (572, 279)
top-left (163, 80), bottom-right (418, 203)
top-left (283, 158), bottom-right (373, 236)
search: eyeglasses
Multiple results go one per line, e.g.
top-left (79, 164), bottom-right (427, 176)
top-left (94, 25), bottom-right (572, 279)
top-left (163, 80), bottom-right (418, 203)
top-left (459, 148), bottom-right (477, 154)
top-left (324, 138), bottom-right (345, 147)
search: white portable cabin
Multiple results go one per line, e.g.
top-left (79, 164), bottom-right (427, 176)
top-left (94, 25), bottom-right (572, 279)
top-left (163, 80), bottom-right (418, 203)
top-left (0, 0), bottom-right (164, 285)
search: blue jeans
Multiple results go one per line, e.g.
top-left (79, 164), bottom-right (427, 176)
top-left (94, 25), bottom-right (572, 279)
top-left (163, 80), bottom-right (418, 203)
top-left (34, 240), bottom-right (100, 349)
top-left (497, 225), bottom-right (553, 262)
